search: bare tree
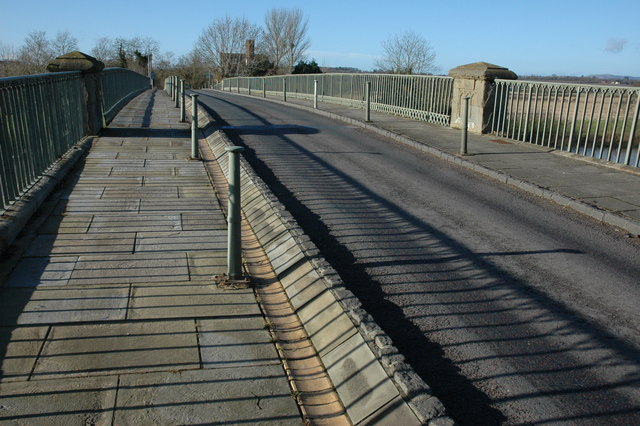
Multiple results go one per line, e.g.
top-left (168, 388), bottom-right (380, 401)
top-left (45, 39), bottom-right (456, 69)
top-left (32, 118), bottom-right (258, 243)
top-left (19, 31), bottom-right (53, 71)
top-left (52, 30), bottom-right (78, 56)
top-left (0, 41), bottom-right (22, 77)
top-left (195, 15), bottom-right (261, 78)
top-left (91, 37), bottom-right (114, 64)
top-left (263, 8), bottom-right (310, 73)
top-left (375, 31), bottom-right (437, 75)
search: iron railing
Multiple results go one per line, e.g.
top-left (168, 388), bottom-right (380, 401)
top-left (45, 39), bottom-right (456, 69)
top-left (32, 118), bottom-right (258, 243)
top-left (1, 69), bottom-right (149, 213)
top-left (0, 72), bottom-right (84, 212)
top-left (101, 68), bottom-right (150, 124)
top-left (492, 79), bottom-right (640, 167)
top-left (216, 73), bottom-right (454, 126)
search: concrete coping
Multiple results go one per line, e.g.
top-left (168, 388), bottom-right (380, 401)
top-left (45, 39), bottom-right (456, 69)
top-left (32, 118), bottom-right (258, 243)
top-left (448, 61), bottom-right (517, 81)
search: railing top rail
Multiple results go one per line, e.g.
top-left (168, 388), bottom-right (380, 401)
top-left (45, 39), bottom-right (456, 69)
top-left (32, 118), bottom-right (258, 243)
top-left (0, 70), bottom-right (81, 85)
top-left (230, 73), bottom-right (453, 80)
top-left (495, 78), bottom-right (640, 92)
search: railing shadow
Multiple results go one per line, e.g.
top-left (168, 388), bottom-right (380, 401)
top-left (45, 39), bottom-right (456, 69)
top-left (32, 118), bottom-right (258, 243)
top-left (198, 91), bottom-right (640, 424)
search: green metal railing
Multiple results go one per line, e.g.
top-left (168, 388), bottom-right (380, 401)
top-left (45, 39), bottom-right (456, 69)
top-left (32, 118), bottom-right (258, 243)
top-left (101, 68), bottom-right (151, 124)
top-left (0, 72), bottom-right (84, 212)
top-left (216, 73), bottom-right (454, 126)
top-left (1, 68), bottom-right (149, 213)
top-left (492, 80), bottom-right (640, 167)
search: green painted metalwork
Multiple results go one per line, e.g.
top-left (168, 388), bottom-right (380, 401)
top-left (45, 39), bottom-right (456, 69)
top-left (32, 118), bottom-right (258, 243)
top-left (215, 73), bottom-right (453, 127)
top-left (492, 80), bottom-right (640, 167)
top-left (225, 145), bottom-right (245, 280)
top-left (1, 68), bottom-right (150, 213)
top-left (100, 68), bottom-right (150, 124)
top-left (0, 72), bottom-right (83, 213)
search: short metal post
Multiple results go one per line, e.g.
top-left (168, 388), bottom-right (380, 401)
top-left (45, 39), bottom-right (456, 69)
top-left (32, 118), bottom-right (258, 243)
top-left (180, 80), bottom-right (186, 122)
top-left (237, 80), bottom-right (240, 94)
top-left (174, 77), bottom-right (179, 107)
top-left (226, 146), bottom-right (245, 280)
top-left (461, 96), bottom-right (470, 155)
top-left (262, 78), bottom-right (266, 98)
top-left (248, 78), bottom-right (251, 96)
top-left (173, 76), bottom-right (178, 101)
top-left (283, 78), bottom-right (287, 102)
top-left (314, 80), bottom-right (318, 109)
top-left (191, 94), bottom-right (200, 160)
top-left (365, 81), bottom-right (371, 122)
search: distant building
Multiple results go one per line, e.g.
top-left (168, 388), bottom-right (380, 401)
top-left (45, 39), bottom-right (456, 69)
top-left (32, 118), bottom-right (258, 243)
top-left (220, 40), bottom-right (255, 77)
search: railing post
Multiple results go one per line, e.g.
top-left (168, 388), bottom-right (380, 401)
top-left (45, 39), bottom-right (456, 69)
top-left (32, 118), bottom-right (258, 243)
top-left (226, 146), bottom-right (245, 281)
top-left (174, 77), bottom-right (179, 108)
top-left (314, 80), bottom-right (318, 109)
top-left (461, 96), bottom-right (470, 155)
top-left (180, 80), bottom-right (186, 122)
top-left (190, 94), bottom-right (200, 160)
top-left (248, 78), bottom-right (251, 96)
top-left (263, 78), bottom-right (266, 98)
top-left (283, 78), bottom-right (287, 102)
top-left (365, 81), bottom-right (371, 122)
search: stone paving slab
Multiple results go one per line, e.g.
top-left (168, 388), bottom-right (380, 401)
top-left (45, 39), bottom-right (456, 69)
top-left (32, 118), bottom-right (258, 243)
top-left (0, 375), bottom-right (118, 424)
top-left (187, 251), bottom-right (227, 280)
top-left (25, 232), bottom-right (136, 256)
top-left (197, 317), bottom-right (281, 368)
top-left (69, 252), bottom-right (190, 285)
top-left (89, 214), bottom-right (182, 233)
top-left (0, 286), bottom-right (129, 325)
top-left (0, 325), bottom-right (48, 382)
top-left (5, 256), bottom-right (78, 287)
top-left (53, 199), bottom-right (141, 215)
top-left (114, 367), bottom-right (301, 425)
top-left (101, 187), bottom-right (180, 198)
top-left (32, 320), bottom-right (200, 379)
top-left (134, 230), bottom-right (226, 252)
top-left (128, 283), bottom-right (260, 319)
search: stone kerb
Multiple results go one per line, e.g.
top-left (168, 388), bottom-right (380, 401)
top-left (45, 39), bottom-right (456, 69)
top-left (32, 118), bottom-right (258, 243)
top-left (449, 62), bottom-right (517, 134)
top-left (187, 96), bottom-right (453, 425)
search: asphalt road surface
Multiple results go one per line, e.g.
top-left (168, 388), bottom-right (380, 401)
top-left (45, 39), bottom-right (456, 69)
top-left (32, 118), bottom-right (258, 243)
top-left (196, 90), bottom-right (640, 424)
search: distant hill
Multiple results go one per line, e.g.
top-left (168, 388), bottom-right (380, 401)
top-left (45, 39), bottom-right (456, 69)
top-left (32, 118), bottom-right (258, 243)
top-left (521, 74), bottom-right (640, 86)
top-left (590, 74), bottom-right (640, 81)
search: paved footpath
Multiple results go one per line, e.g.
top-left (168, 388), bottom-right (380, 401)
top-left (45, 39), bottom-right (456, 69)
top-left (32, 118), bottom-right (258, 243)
top-left (216, 89), bottom-right (640, 235)
top-left (0, 90), bottom-right (303, 424)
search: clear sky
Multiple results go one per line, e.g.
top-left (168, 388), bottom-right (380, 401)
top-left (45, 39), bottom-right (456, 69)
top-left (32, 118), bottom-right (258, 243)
top-left (1, 0), bottom-right (638, 77)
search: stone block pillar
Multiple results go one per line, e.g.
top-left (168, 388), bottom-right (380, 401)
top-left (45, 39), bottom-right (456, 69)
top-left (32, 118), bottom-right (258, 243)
top-left (449, 62), bottom-right (517, 134)
top-left (47, 51), bottom-right (105, 135)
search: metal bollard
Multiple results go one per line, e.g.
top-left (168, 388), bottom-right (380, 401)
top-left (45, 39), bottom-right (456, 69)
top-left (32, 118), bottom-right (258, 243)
top-left (283, 78), bottom-right (287, 102)
top-left (226, 146), bottom-right (245, 280)
top-left (180, 80), bottom-right (186, 122)
top-left (191, 94), bottom-right (200, 160)
top-left (460, 96), bottom-right (470, 155)
top-left (248, 79), bottom-right (251, 96)
top-left (262, 78), bottom-right (266, 98)
top-left (314, 80), bottom-right (318, 109)
top-left (365, 81), bottom-right (371, 122)
top-left (173, 76), bottom-right (178, 101)
top-left (174, 77), bottom-right (179, 108)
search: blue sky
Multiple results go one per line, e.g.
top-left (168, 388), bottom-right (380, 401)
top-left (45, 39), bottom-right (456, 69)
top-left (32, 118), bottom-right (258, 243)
top-left (1, 0), bottom-right (638, 76)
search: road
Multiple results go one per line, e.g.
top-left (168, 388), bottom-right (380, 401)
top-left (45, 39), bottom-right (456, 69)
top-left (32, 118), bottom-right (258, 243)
top-left (196, 90), bottom-right (640, 424)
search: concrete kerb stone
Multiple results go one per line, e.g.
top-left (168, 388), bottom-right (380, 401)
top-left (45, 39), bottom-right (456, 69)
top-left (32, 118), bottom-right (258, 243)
top-left (190, 99), bottom-right (452, 424)
top-left (222, 89), bottom-right (640, 237)
top-left (0, 137), bottom-right (94, 258)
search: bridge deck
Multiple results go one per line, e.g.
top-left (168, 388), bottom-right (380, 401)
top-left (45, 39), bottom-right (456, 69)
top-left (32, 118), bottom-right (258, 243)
top-left (0, 90), bottom-right (302, 424)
